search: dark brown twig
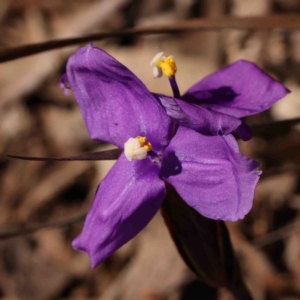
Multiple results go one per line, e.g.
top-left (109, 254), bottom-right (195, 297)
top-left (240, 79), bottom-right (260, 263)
top-left (7, 148), bottom-right (122, 161)
top-left (2, 116), bottom-right (300, 239)
top-left (3, 116), bottom-right (300, 240)
top-left (0, 213), bottom-right (86, 240)
top-left (250, 117), bottom-right (300, 137)
top-left (252, 221), bottom-right (300, 248)
top-left (1, 14), bottom-right (300, 63)
top-left (261, 165), bottom-right (300, 178)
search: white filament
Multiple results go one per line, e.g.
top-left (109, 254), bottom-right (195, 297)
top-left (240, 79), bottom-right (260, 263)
top-left (124, 138), bottom-right (148, 161)
top-left (150, 52), bottom-right (165, 78)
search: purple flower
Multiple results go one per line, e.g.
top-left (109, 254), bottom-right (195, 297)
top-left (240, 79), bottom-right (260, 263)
top-left (61, 44), bottom-right (261, 268)
top-left (153, 57), bottom-right (289, 141)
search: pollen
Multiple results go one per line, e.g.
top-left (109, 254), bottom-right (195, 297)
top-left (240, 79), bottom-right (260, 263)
top-left (136, 136), bottom-right (147, 146)
top-left (124, 136), bottom-right (152, 161)
top-left (150, 52), bottom-right (177, 78)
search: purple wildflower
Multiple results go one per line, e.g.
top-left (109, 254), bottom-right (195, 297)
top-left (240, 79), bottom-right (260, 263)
top-left (152, 55), bottom-right (289, 141)
top-left (61, 44), bottom-right (261, 268)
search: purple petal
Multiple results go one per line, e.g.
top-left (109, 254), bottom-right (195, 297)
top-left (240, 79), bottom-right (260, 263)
top-left (183, 60), bottom-right (289, 118)
top-left (157, 94), bottom-right (241, 135)
top-left (162, 126), bottom-right (261, 221)
top-left (59, 74), bottom-right (70, 96)
top-left (66, 44), bottom-right (172, 150)
top-left (157, 94), bottom-right (187, 124)
top-left (234, 122), bottom-right (252, 141)
top-left (72, 153), bottom-right (165, 267)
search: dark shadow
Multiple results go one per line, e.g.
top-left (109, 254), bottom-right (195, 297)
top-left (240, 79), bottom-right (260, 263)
top-left (208, 86), bottom-right (239, 103)
top-left (182, 86), bottom-right (239, 105)
top-left (179, 279), bottom-right (218, 300)
top-left (160, 151), bottom-right (182, 178)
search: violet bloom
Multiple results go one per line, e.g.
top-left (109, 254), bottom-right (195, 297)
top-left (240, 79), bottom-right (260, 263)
top-left (61, 44), bottom-right (260, 268)
top-left (151, 53), bottom-right (289, 141)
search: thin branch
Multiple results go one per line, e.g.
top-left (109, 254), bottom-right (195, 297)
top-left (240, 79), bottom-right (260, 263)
top-left (1, 14), bottom-right (300, 63)
top-left (252, 221), bottom-right (300, 248)
top-left (3, 117), bottom-right (300, 240)
top-left (8, 148), bottom-right (122, 161)
top-left (0, 213), bottom-right (86, 240)
top-left (250, 117), bottom-right (300, 136)
top-left (262, 165), bottom-right (300, 178)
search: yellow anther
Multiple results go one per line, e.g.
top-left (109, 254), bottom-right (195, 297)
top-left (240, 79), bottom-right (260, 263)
top-left (136, 136), bottom-right (147, 147)
top-left (136, 136), bottom-right (152, 152)
top-left (157, 57), bottom-right (177, 77)
top-left (150, 52), bottom-right (177, 78)
top-left (143, 142), bottom-right (152, 152)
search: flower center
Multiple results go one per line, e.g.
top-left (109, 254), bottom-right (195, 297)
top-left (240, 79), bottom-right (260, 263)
top-left (124, 136), bottom-right (152, 161)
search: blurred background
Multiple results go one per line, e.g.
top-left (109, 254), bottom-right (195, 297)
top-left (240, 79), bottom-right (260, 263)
top-left (1, 0), bottom-right (300, 299)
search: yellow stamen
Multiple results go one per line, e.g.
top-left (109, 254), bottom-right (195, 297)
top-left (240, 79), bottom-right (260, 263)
top-left (136, 136), bottom-right (152, 152)
top-left (157, 56), bottom-right (177, 77)
top-left (136, 136), bottom-right (147, 147)
top-left (143, 142), bottom-right (152, 152)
